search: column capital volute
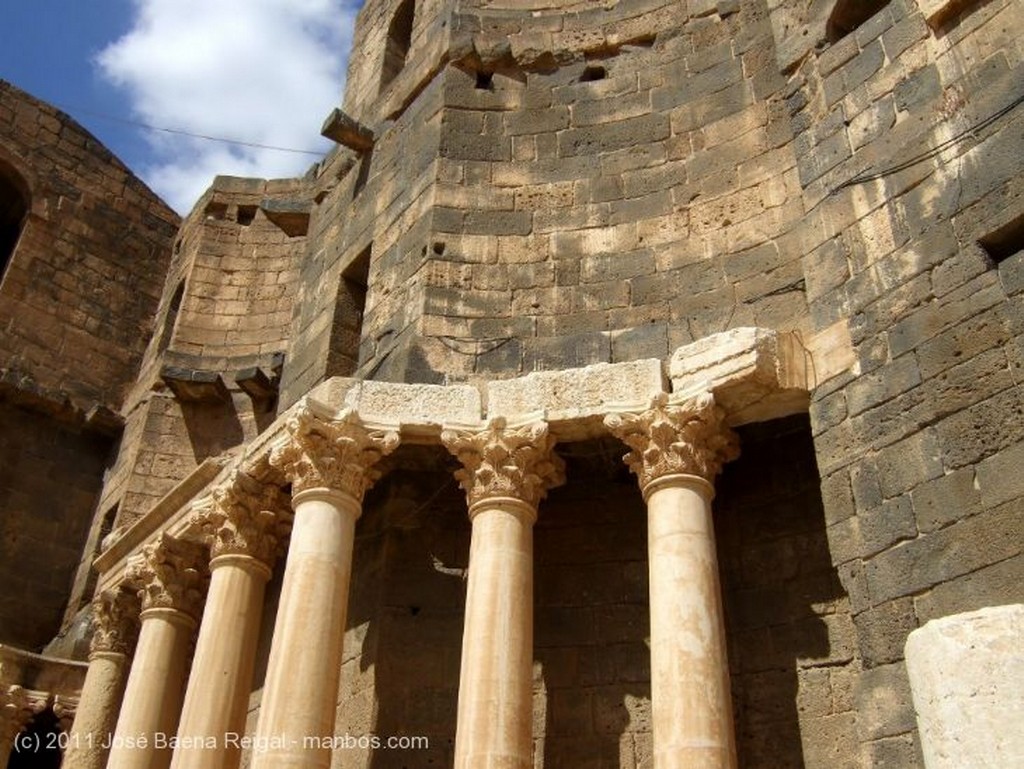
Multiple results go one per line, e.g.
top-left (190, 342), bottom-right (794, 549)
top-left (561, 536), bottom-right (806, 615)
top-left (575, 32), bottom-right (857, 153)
top-left (52, 694), bottom-right (78, 734)
top-left (604, 392), bottom-right (740, 494)
top-left (442, 417), bottom-right (566, 512)
top-left (268, 400), bottom-right (399, 502)
top-left (191, 468), bottom-right (293, 568)
top-left (89, 586), bottom-right (141, 658)
top-left (124, 533), bottom-right (208, 622)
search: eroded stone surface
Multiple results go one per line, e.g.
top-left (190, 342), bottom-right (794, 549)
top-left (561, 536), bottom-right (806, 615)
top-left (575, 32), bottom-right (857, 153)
top-left (905, 604), bottom-right (1024, 769)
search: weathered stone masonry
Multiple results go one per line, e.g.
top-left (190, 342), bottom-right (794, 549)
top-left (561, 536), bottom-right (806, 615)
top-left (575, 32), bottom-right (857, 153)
top-left (1, 0), bottom-right (1023, 767)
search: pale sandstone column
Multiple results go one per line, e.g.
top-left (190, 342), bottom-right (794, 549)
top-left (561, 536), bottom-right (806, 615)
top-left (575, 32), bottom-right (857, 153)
top-left (606, 393), bottom-right (740, 769)
top-left (106, 534), bottom-right (206, 769)
top-left (169, 472), bottom-right (291, 769)
top-left (442, 418), bottom-right (565, 769)
top-left (906, 604), bottom-right (1024, 768)
top-left (251, 404), bottom-right (398, 769)
top-left (63, 588), bottom-right (139, 769)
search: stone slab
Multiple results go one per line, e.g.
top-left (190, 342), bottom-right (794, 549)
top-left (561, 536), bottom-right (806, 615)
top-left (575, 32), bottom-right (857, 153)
top-left (308, 377), bottom-right (482, 434)
top-left (486, 359), bottom-right (667, 439)
top-left (669, 327), bottom-right (812, 425)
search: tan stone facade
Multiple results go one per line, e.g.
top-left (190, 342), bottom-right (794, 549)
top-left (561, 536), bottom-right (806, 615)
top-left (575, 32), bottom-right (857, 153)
top-left (2, 0), bottom-right (1024, 767)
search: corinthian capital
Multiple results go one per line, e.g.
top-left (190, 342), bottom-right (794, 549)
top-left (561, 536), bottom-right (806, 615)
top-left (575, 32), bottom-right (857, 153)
top-left (604, 392), bottom-right (739, 490)
top-left (192, 469), bottom-right (292, 565)
top-left (269, 401), bottom-right (400, 501)
top-left (89, 587), bottom-right (140, 657)
top-left (0, 686), bottom-right (48, 742)
top-left (442, 417), bottom-right (566, 511)
top-left (124, 533), bottom-right (207, 621)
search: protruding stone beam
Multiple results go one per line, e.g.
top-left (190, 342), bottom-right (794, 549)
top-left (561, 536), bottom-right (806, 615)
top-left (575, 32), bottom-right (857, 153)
top-left (606, 393), bottom-right (740, 769)
top-left (170, 470), bottom-right (291, 769)
top-left (251, 401), bottom-right (398, 769)
top-left (320, 108), bottom-right (375, 152)
top-left (107, 534), bottom-right (206, 769)
top-left (442, 417), bottom-right (565, 769)
top-left (63, 587), bottom-right (140, 769)
top-left (0, 685), bottom-right (49, 766)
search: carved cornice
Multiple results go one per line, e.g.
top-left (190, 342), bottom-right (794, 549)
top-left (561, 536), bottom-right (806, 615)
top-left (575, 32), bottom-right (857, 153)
top-left (89, 587), bottom-right (140, 657)
top-left (604, 392), bottom-right (740, 490)
top-left (441, 418), bottom-right (566, 511)
top-left (192, 469), bottom-right (292, 566)
top-left (124, 533), bottom-right (207, 621)
top-left (269, 401), bottom-right (399, 501)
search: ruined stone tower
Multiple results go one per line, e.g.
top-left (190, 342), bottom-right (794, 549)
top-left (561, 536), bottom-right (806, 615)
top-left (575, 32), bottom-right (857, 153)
top-left (1, 0), bottom-right (1023, 767)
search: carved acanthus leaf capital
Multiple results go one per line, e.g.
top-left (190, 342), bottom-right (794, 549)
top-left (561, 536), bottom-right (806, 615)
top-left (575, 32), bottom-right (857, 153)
top-left (441, 418), bottom-right (566, 510)
top-left (192, 469), bottom-right (292, 565)
top-left (269, 401), bottom-right (399, 501)
top-left (124, 533), bottom-right (207, 620)
top-left (604, 392), bottom-right (739, 489)
top-left (89, 587), bottom-right (140, 657)
top-left (0, 686), bottom-right (49, 740)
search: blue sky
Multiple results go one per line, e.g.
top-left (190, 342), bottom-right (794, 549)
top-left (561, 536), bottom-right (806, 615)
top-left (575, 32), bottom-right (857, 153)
top-left (0, 0), bottom-right (363, 213)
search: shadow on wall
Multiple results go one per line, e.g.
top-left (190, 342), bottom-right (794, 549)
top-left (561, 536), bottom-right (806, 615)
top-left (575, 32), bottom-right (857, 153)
top-left (534, 439), bottom-right (652, 769)
top-left (179, 399), bottom-right (245, 463)
top-left (716, 414), bottom-right (855, 769)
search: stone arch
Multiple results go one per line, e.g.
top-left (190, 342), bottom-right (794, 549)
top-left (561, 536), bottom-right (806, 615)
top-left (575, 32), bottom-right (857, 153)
top-left (0, 157), bottom-right (30, 281)
top-left (379, 0), bottom-right (415, 93)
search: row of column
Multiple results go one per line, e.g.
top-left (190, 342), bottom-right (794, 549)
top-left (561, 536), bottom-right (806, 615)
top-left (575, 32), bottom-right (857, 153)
top-left (65, 393), bottom-right (740, 769)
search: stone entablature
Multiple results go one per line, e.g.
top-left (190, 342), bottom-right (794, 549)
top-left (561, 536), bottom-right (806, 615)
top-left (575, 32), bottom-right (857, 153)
top-left (93, 325), bottom-right (832, 594)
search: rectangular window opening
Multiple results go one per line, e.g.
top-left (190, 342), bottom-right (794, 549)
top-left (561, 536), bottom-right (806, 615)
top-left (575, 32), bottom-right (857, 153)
top-left (980, 211), bottom-right (1024, 265)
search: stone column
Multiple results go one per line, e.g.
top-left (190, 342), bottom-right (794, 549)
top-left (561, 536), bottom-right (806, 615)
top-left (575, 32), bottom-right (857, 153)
top-left (442, 418), bottom-right (565, 769)
top-left (170, 471), bottom-right (291, 769)
top-left (606, 393), bottom-right (740, 769)
top-left (906, 604), bottom-right (1024, 769)
top-left (0, 685), bottom-right (47, 766)
top-left (251, 404), bottom-right (398, 769)
top-left (63, 588), bottom-right (139, 769)
top-left (106, 534), bottom-right (206, 769)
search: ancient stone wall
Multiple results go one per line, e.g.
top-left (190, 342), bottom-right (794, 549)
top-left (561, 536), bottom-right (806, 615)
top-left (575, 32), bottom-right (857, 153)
top-left (0, 80), bottom-right (179, 413)
top-left (0, 81), bottom-right (178, 652)
top-left (775, 0), bottom-right (1024, 764)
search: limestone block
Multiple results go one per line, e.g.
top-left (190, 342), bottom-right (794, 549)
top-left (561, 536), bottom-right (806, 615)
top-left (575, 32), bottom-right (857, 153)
top-left (487, 359), bottom-right (666, 439)
top-left (669, 327), bottom-right (810, 425)
top-left (905, 604), bottom-right (1024, 769)
top-left (309, 377), bottom-right (483, 432)
top-left (349, 380), bottom-right (482, 433)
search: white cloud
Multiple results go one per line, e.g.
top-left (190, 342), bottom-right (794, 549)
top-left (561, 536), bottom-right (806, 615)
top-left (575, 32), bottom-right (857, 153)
top-left (97, 0), bottom-right (362, 214)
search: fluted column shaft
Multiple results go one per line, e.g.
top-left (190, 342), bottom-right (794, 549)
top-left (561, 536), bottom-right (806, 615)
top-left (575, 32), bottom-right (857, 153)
top-left (170, 473), bottom-right (289, 769)
top-left (105, 535), bottom-right (205, 769)
top-left (444, 418), bottom-right (564, 769)
top-left (251, 403), bottom-right (398, 769)
top-left (606, 394), bottom-right (740, 769)
top-left (64, 589), bottom-right (138, 769)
